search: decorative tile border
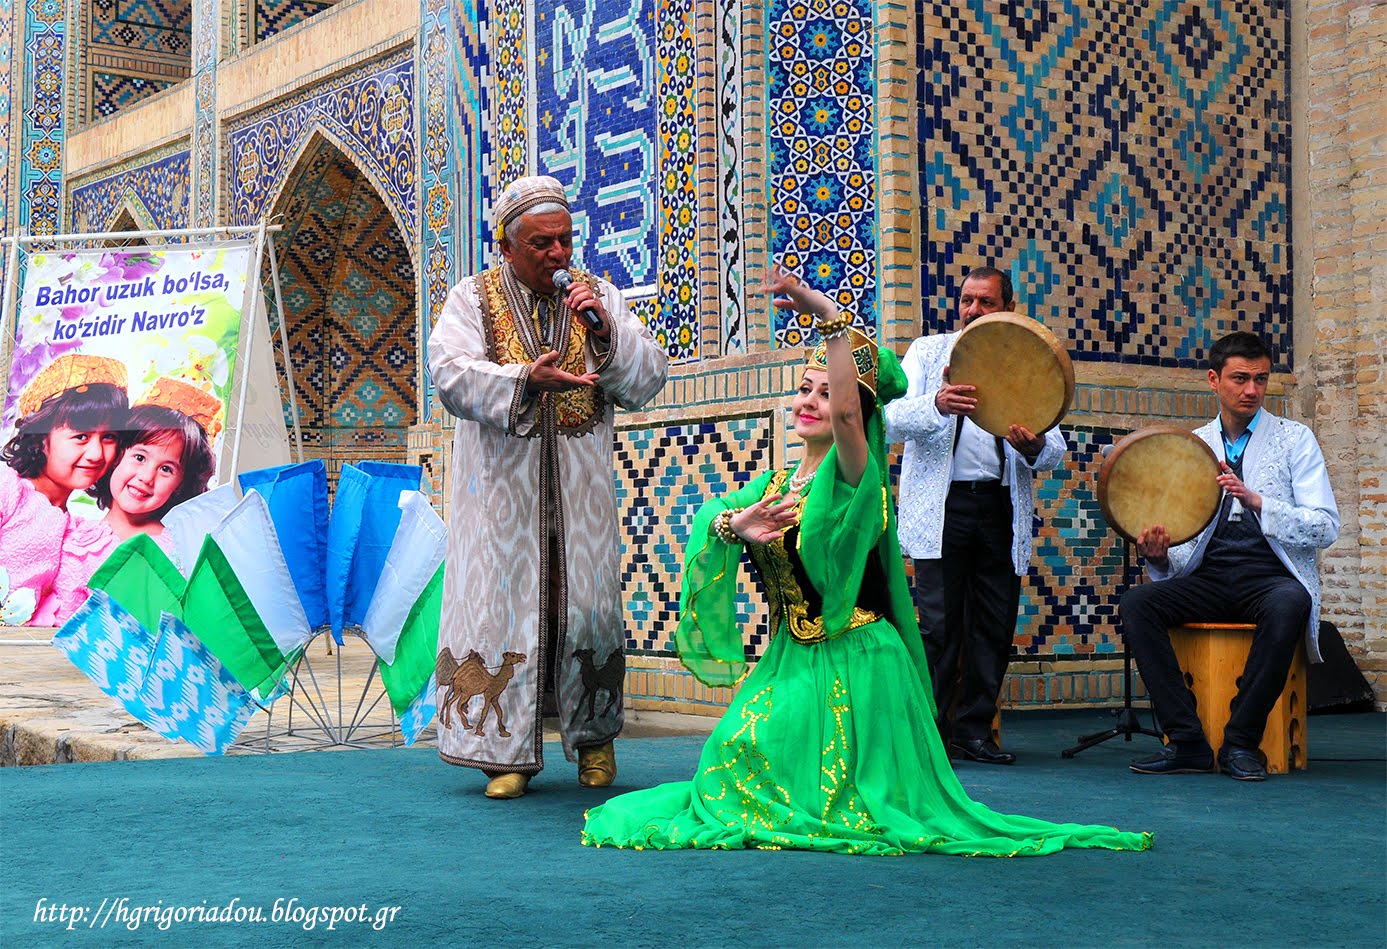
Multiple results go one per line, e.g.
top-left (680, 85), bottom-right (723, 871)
top-left (715, 0), bottom-right (743, 354)
top-left (18, 0), bottom-right (66, 238)
top-left (68, 146), bottom-right (191, 232)
top-left (766, 0), bottom-right (878, 347)
top-left (225, 46), bottom-right (417, 248)
top-left (1, 0), bottom-right (15, 257)
top-left (654, 0), bottom-right (699, 360)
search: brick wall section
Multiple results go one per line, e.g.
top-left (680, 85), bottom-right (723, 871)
top-left (1305, 0), bottom-right (1387, 705)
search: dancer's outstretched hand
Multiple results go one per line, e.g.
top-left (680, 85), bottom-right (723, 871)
top-left (732, 493), bottom-right (800, 544)
top-left (764, 262), bottom-right (835, 319)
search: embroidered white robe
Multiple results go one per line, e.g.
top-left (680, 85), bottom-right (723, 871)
top-left (427, 265), bottom-right (668, 772)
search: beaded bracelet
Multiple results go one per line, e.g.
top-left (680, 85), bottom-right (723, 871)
top-left (815, 313), bottom-right (853, 340)
top-left (712, 508), bottom-right (743, 544)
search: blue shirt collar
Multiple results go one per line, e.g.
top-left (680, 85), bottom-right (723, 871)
top-left (1220, 408), bottom-right (1263, 464)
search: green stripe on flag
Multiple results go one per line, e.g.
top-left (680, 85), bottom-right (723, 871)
top-left (379, 564), bottom-right (442, 716)
top-left (183, 538), bottom-right (286, 697)
top-left (88, 534), bottom-right (185, 634)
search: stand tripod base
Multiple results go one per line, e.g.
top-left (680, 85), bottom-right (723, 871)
top-left (1061, 707), bottom-right (1164, 758)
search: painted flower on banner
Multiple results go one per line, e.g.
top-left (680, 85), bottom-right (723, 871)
top-left (1, 336), bottom-right (83, 431)
top-left (147, 335), bottom-right (231, 390)
top-left (0, 568), bottom-right (39, 625)
top-left (97, 251), bottom-right (164, 282)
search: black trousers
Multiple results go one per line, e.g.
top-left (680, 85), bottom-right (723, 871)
top-left (914, 484), bottom-right (1020, 743)
top-left (1120, 561), bottom-right (1310, 749)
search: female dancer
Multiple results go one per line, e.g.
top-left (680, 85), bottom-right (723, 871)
top-left (582, 266), bottom-right (1150, 856)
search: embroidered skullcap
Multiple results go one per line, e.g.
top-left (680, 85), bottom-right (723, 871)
top-left (19, 354), bottom-right (128, 417)
top-left (494, 175), bottom-right (569, 239)
top-left (134, 376), bottom-right (224, 440)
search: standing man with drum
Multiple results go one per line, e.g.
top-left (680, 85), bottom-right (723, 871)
top-left (1122, 331), bottom-right (1338, 781)
top-left (886, 266), bottom-right (1067, 765)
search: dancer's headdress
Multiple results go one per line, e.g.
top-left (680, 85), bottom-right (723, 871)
top-left (805, 325), bottom-right (879, 397)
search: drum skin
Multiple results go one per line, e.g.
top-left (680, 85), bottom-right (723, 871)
top-left (948, 312), bottom-right (1075, 437)
top-left (1098, 426), bottom-right (1222, 546)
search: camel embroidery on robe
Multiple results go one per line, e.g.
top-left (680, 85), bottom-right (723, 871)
top-left (573, 648), bottom-right (624, 722)
top-left (437, 648), bottom-right (528, 738)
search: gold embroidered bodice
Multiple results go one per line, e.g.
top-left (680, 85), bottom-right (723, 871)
top-left (746, 470), bottom-right (886, 645)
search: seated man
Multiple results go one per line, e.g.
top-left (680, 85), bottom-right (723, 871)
top-left (1121, 332), bottom-right (1339, 781)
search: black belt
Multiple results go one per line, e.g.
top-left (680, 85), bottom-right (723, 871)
top-left (949, 479), bottom-right (1003, 493)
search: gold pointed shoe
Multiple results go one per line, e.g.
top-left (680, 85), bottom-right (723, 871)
top-left (578, 742), bottom-right (617, 788)
top-left (484, 773), bottom-right (531, 799)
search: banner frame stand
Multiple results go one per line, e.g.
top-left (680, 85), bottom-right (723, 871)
top-left (0, 223), bottom-right (301, 479)
top-left (1, 223), bottom-right (296, 644)
top-left (1, 226), bottom-right (414, 753)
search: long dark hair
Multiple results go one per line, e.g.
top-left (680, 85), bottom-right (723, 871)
top-left (1, 383), bottom-right (128, 480)
top-left (92, 404), bottom-right (216, 516)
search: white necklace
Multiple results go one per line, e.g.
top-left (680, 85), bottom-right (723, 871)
top-left (788, 465), bottom-right (816, 494)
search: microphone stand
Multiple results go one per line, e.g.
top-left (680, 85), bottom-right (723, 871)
top-left (1061, 531), bottom-right (1163, 758)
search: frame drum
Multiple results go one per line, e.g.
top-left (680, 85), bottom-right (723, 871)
top-left (947, 312), bottom-right (1075, 437)
top-left (1098, 426), bottom-right (1222, 546)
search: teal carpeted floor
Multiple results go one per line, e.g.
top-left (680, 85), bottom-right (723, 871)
top-left (2, 709), bottom-right (1383, 949)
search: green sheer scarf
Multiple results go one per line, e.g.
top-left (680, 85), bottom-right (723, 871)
top-left (672, 347), bottom-right (935, 718)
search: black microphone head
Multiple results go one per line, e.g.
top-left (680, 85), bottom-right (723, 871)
top-left (552, 269), bottom-right (573, 292)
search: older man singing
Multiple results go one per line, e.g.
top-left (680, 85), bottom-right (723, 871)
top-left (427, 176), bottom-right (668, 798)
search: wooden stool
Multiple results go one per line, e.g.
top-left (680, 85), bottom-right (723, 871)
top-left (1167, 623), bottom-right (1308, 773)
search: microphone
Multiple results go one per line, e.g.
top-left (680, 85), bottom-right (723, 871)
top-left (552, 269), bottom-right (603, 330)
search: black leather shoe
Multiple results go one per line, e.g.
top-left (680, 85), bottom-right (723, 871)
top-left (949, 738), bottom-right (1016, 765)
top-left (1218, 745), bottom-right (1268, 782)
top-left (1129, 744), bottom-right (1215, 775)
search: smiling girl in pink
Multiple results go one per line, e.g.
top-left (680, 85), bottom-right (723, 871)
top-left (0, 354), bottom-right (127, 625)
top-left (94, 377), bottom-right (219, 551)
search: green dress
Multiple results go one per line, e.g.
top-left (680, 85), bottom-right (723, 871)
top-left (582, 447), bottom-right (1151, 857)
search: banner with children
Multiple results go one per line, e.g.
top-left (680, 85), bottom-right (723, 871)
top-left (1, 242), bottom-right (253, 627)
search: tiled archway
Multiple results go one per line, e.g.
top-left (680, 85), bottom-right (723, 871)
top-left (269, 135), bottom-right (417, 487)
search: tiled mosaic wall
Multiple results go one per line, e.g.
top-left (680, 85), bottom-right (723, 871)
top-left (767, 0), bottom-right (879, 347)
top-left (223, 50), bottom-right (420, 477)
top-left (917, 0), bottom-right (1292, 370)
top-left (82, 0), bottom-right (191, 123)
top-left (513, 0), bottom-right (699, 362)
top-left (616, 415), bottom-right (775, 658)
top-left (69, 147), bottom-right (192, 232)
top-left (268, 139), bottom-right (418, 472)
top-left (1020, 425), bottom-right (1126, 657)
top-left (253, 0), bottom-right (338, 42)
top-left (224, 47), bottom-right (417, 246)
